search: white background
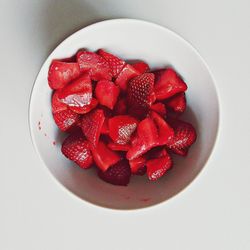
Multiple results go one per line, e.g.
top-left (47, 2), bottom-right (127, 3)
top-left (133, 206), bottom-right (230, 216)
top-left (1, 0), bottom-right (250, 249)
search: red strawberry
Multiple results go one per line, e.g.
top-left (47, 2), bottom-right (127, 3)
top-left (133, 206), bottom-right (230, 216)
top-left (146, 153), bottom-right (172, 181)
top-left (150, 111), bottom-right (174, 145)
top-left (51, 90), bottom-right (67, 113)
top-left (95, 80), bottom-right (120, 110)
top-left (101, 118), bottom-right (109, 134)
top-left (127, 73), bottom-right (156, 118)
top-left (48, 60), bottom-right (80, 89)
top-left (126, 118), bottom-right (158, 160)
top-left (166, 120), bottom-right (197, 156)
top-left (98, 160), bottom-right (131, 186)
top-left (61, 132), bottom-right (93, 169)
top-left (58, 73), bottom-right (93, 110)
top-left (129, 156), bottom-right (146, 175)
top-left (81, 109), bottom-right (105, 147)
top-left (98, 49), bottom-right (126, 78)
top-left (146, 147), bottom-right (167, 159)
top-left (69, 98), bottom-right (98, 114)
top-left (77, 50), bottom-right (111, 81)
top-left (115, 64), bottom-right (140, 91)
top-left (53, 109), bottom-right (80, 132)
top-left (113, 97), bottom-right (127, 115)
top-left (154, 68), bottom-right (187, 100)
top-left (150, 102), bottom-right (167, 117)
top-left (132, 61), bottom-right (149, 74)
top-left (107, 142), bottom-right (130, 151)
top-left (165, 92), bottom-right (186, 113)
top-left (109, 115), bottom-right (138, 145)
top-left (91, 140), bottom-right (121, 171)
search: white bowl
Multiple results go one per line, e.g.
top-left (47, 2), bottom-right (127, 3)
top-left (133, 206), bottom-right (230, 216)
top-left (29, 19), bottom-right (219, 210)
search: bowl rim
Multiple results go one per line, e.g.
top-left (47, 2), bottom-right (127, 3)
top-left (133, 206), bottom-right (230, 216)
top-left (28, 18), bottom-right (221, 212)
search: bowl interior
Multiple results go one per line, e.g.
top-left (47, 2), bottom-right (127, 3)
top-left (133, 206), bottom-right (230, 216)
top-left (30, 19), bottom-right (219, 210)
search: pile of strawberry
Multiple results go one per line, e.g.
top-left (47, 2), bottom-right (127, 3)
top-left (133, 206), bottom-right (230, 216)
top-left (48, 49), bottom-right (196, 186)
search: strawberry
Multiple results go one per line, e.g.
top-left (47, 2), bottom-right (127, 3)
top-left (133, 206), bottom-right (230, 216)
top-left (165, 92), bottom-right (186, 113)
top-left (146, 147), bottom-right (167, 159)
top-left (58, 73), bottom-right (93, 110)
top-left (146, 153), bottom-right (172, 181)
top-left (109, 115), bottom-right (138, 145)
top-left (101, 118), bottom-right (109, 134)
top-left (115, 64), bottom-right (140, 91)
top-left (51, 90), bottom-right (67, 113)
top-left (153, 68), bottom-right (187, 100)
top-left (91, 140), bottom-right (121, 171)
top-left (95, 80), bottom-right (120, 110)
top-left (53, 109), bottom-right (80, 132)
top-left (127, 73), bottom-right (156, 118)
top-left (77, 50), bottom-right (111, 81)
top-left (113, 97), bottom-right (127, 115)
top-left (98, 49), bottom-right (126, 78)
top-left (69, 98), bottom-right (98, 114)
top-left (126, 118), bottom-right (158, 160)
top-left (129, 156), bottom-right (146, 175)
top-left (150, 102), bottom-right (167, 117)
top-left (166, 120), bottom-right (197, 156)
top-left (61, 131), bottom-right (93, 169)
top-left (81, 109), bottom-right (105, 147)
top-left (132, 61), bottom-right (149, 74)
top-left (150, 111), bottom-right (174, 145)
top-left (107, 142), bottom-right (130, 151)
top-left (48, 60), bottom-right (80, 89)
top-left (98, 160), bottom-right (131, 186)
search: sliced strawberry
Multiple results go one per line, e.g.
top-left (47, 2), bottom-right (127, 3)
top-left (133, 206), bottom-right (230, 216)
top-left (98, 49), bottom-right (126, 78)
top-left (108, 115), bottom-right (139, 145)
top-left (129, 156), bottom-right (146, 175)
top-left (48, 60), bottom-right (80, 89)
top-left (146, 147), bottom-right (167, 159)
top-left (58, 73), bottom-right (93, 110)
top-left (107, 142), bottom-right (130, 151)
top-left (61, 131), bottom-right (93, 169)
top-left (113, 97), bottom-right (127, 115)
top-left (154, 68), bottom-right (187, 100)
top-left (51, 90), bottom-right (67, 113)
top-left (77, 50), bottom-right (111, 81)
top-left (95, 80), bottom-right (120, 110)
top-left (127, 73), bottom-right (156, 118)
top-left (146, 153), bottom-right (172, 181)
top-left (126, 118), bottom-right (158, 160)
top-left (115, 64), bottom-right (140, 91)
top-left (132, 61), bottom-right (149, 74)
top-left (69, 98), bottom-right (98, 114)
top-left (53, 109), bottom-right (80, 132)
top-left (98, 160), bottom-right (131, 186)
top-left (150, 111), bottom-right (174, 145)
top-left (101, 118), bottom-right (109, 134)
top-left (165, 92), bottom-right (186, 113)
top-left (166, 120), bottom-right (197, 156)
top-left (150, 102), bottom-right (167, 117)
top-left (90, 140), bottom-right (121, 172)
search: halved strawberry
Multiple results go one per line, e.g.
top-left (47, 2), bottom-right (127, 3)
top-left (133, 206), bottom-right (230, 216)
top-left (69, 98), bottom-right (98, 114)
top-left (146, 147), bottom-right (167, 159)
top-left (150, 111), bottom-right (174, 145)
top-left (48, 60), bottom-right (80, 89)
top-left (81, 109), bottom-right (105, 147)
top-left (165, 92), bottom-right (186, 113)
top-left (109, 115), bottom-right (138, 145)
top-left (127, 73), bottom-right (156, 118)
top-left (98, 49), bottom-right (126, 78)
top-left (126, 118), bottom-right (158, 160)
top-left (166, 119), bottom-right (197, 156)
top-left (113, 97), bottom-right (127, 115)
top-left (129, 156), bottom-right (146, 175)
top-left (61, 131), bottom-right (93, 169)
top-left (95, 80), bottom-right (120, 110)
top-left (53, 109), bottom-right (80, 132)
top-left (98, 160), bottom-right (131, 186)
top-left (150, 102), bottom-right (167, 117)
top-left (153, 68), bottom-right (187, 100)
top-left (77, 50), bottom-right (111, 81)
top-left (90, 140), bottom-right (121, 172)
top-left (107, 142), bottom-right (130, 151)
top-left (115, 64), bottom-right (140, 91)
top-left (51, 90), bottom-right (67, 113)
top-left (58, 73), bottom-right (93, 110)
top-left (146, 153), bottom-right (172, 181)
top-left (132, 61), bottom-right (149, 74)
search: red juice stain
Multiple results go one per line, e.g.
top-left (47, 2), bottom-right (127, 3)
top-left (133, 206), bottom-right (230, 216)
top-left (53, 141), bottom-right (56, 145)
top-left (38, 121), bottom-right (41, 130)
top-left (140, 198), bottom-right (151, 202)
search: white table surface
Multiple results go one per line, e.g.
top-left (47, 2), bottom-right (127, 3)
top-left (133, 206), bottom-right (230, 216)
top-left (1, 0), bottom-right (250, 249)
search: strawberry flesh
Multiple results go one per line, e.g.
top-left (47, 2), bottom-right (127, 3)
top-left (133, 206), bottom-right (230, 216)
top-left (107, 142), bottom-right (130, 151)
top-left (129, 156), bottom-right (146, 175)
top-left (113, 97), bottom-right (127, 115)
top-left (150, 102), bottom-right (167, 117)
top-left (51, 90), bottom-right (67, 113)
top-left (165, 92), bottom-right (186, 113)
top-left (132, 61), bottom-right (149, 74)
top-left (69, 98), bottom-right (98, 114)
